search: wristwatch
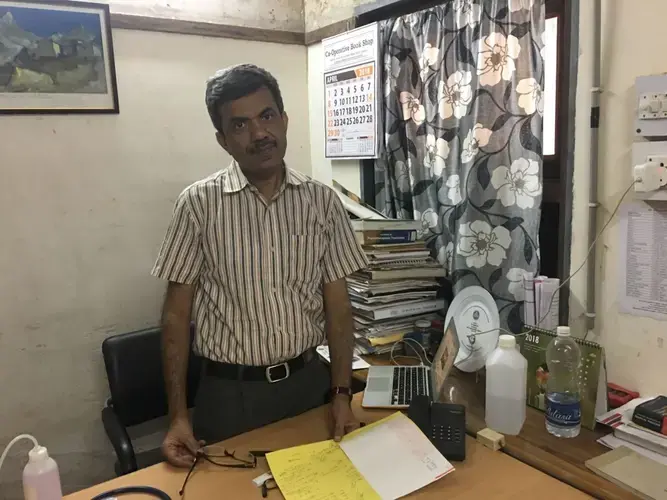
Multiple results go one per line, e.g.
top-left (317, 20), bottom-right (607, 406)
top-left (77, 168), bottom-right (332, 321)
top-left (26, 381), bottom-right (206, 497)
top-left (330, 386), bottom-right (353, 400)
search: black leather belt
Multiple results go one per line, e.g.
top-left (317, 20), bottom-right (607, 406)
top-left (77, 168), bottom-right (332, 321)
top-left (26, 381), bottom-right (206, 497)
top-left (205, 348), bottom-right (316, 383)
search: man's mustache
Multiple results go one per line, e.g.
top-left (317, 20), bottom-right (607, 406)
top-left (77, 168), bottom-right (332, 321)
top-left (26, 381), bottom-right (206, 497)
top-left (247, 140), bottom-right (277, 154)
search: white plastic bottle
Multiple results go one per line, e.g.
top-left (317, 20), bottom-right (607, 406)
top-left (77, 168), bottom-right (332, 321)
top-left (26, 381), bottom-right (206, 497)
top-left (485, 334), bottom-right (527, 435)
top-left (545, 326), bottom-right (581, 438)
top-left (23, 446), bottom-right (63, 500)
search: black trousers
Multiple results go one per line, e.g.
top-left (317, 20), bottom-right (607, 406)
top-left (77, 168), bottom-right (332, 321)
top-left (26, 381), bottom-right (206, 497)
top-left (192, 357), bottom-right (331, 444)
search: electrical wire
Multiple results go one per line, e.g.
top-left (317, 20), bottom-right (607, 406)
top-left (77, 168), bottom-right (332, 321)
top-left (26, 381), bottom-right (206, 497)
top-left (389, 337), bottom-right (431, 366)
top-left (464, 179), bottom-right (637, 341)
top-left (401, 337), bottom-right (433, 364)
top-left (541, 179), bottom-right (637, 337)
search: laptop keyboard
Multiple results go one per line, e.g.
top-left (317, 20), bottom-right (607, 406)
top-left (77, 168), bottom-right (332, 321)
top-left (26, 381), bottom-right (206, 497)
top-left (392, 366), bottom-right (429, 406)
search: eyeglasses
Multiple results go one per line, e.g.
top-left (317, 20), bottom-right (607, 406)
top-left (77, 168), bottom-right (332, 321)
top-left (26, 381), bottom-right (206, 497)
top-left (179, 448), bottom-right (259, 496)
top-left (259, 476), bottom-right (278, 498)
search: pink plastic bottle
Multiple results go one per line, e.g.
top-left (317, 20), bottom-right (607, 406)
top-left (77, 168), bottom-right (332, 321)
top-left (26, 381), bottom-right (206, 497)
top-left (22, 446), bottom-right (62, 500)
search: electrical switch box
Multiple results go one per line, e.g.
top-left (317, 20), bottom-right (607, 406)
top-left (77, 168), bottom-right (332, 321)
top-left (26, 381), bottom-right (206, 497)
top-left (635, 75), bottom-right (667, 137)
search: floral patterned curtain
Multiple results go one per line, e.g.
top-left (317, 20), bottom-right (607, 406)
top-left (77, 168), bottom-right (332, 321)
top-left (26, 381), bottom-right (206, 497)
top-left (375, 0), bottom-right (545, 332)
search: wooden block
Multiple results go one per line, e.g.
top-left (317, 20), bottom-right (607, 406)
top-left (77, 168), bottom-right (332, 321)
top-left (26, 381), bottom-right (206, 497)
top-left (477, 428), bottom-right (506, 451)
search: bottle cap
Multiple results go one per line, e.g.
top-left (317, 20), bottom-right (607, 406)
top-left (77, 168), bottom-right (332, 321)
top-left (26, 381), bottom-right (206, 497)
top-left (414, 320), bottom-right (431, 329)
top-left (498, 334), bottom-right (516, 348)
top-left (28, 446), bottom-right (49, 463)
top-left (556, 326), bottom-right (571, 337)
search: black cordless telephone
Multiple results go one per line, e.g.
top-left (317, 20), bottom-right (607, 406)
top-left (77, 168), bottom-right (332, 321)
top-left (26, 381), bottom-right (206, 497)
top-left (407, 396), bottom-right (467, 461)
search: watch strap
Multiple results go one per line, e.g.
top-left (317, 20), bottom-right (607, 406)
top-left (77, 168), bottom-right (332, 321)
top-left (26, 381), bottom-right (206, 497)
top-left (330, 386), bottom-right (353, 399)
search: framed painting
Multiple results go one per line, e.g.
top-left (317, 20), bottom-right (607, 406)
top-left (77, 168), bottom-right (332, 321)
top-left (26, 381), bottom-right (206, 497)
top-left (0, 0), bottom-right (119, 114)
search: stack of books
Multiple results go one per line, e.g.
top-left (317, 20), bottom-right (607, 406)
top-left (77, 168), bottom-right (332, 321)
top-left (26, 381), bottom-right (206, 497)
top-left (597, 396), bottom-right (667, 465)
top-left (349, 219), bottom-right (446, 355)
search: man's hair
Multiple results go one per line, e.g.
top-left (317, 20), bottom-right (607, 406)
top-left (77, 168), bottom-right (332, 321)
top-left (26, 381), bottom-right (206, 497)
top-left (205, 64), bottom-right (284, 133)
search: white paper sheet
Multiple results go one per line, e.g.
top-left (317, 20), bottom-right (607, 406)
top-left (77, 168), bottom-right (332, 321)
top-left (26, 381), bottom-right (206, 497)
top-left (339, 413), bottom-right (454, 499)
top-left (523, 273), bottom-right (536, 326)
top-left (316, 345), bottom-right (370, 370)
top-left (537, 277), bottom-right (559, 330)
top-left (619, 202), bottom-right (667, 320)
top-left (598, 434), bottom-right (667, 466)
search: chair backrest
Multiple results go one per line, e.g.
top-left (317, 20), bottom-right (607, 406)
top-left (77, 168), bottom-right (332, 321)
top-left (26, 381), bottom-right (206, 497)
top-left (102, 325), bottom-right (202, 427)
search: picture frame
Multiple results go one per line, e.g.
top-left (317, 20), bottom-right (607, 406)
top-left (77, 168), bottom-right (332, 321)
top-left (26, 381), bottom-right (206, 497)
top-left (0, 0), bottom-right (119, 114)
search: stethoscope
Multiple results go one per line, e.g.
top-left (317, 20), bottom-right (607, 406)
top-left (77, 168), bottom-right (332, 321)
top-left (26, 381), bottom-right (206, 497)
top-left (91, 486), bottom-right (171, 499)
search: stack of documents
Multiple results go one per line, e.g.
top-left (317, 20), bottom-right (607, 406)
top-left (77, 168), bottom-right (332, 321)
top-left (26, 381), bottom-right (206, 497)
top-left (353, 240), bottom-right (446, 281)
top-left (334, 184), bottom-right (446, 355)
top-left (522, 273), bottom-right (560, 331)
top-left (347, 241), bottom-right (445, 354)
top-left (597, 398), bottom-right (667, 466)
top-left (266, 412), bottom-right (454, 500)
top-left (353, 313), bottom-right (440, 354)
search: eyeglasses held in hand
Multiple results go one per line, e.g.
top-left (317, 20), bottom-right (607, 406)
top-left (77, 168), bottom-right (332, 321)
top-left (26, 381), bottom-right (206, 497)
top-left (179, 448), bottom-right (260, 497)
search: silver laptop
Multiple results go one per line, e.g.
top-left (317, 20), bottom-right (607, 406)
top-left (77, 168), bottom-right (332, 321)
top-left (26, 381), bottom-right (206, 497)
top-left (362, 318), bottom-right (460, 409)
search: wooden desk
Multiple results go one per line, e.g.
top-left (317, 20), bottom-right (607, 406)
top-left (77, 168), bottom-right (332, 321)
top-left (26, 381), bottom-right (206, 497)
top-left (67, 395), bottom-right (589, 499)
top-left (353, 357), bottom-right (636, 500)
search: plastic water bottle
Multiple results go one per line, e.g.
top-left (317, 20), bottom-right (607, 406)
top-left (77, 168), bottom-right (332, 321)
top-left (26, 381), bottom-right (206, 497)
top-left (485, 335), bottom-right (527, 435)
top-left (545, 326), bottom-right (581, 438)
top-left (23, 446), bottom-right (63, 500)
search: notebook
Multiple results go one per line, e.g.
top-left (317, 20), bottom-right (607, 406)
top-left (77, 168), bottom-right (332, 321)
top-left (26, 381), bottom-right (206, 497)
top-left (518, 326), bottom-right (607, 430)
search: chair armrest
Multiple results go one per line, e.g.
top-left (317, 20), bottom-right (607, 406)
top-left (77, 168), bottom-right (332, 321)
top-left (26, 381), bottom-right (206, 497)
top-left (102, 405), bottom-right (138, 475)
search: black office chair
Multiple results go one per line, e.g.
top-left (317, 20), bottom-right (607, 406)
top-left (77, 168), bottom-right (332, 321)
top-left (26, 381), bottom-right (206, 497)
top-left (101, 325), bottom-right (202, 476)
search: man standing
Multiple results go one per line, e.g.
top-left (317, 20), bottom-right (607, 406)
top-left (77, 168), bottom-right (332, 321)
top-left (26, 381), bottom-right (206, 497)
top-left (152, 64), bottom-right (368, 467)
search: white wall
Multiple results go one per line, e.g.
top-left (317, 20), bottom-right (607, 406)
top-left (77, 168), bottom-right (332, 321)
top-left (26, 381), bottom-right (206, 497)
top-left (99, 0), bottom-right (305, 32)
top-left (0, 29), bottom-right (308, 498)
top-left (569, 0), bottom-right (667, 395)
top-left (304, 0), bottom-right (371, 32)
top-left (307, 42), bottom-right (362, 195)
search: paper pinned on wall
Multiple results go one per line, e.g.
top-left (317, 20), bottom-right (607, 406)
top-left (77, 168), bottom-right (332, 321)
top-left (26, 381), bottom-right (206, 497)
top-left (618, 202), bottom-right (667, 320)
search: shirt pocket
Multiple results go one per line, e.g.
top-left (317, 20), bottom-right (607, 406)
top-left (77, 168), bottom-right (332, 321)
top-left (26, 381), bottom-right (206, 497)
top-left (282, 232), bottom-right (325, 286)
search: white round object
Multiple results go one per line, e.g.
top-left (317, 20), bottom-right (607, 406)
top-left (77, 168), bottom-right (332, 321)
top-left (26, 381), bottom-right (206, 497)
top-left (445, 286), bottom-right (500, 372)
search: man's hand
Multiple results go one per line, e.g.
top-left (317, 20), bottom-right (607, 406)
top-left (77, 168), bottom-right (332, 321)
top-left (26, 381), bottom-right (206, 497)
top-left (330, 395), bottom-right (360, 442)
top-left (162, 418), bottom-right (204, 468)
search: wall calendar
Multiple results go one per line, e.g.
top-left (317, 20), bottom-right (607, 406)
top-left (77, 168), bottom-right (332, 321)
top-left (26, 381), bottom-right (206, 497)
top-left (322, 23), bottom-right (379, 159)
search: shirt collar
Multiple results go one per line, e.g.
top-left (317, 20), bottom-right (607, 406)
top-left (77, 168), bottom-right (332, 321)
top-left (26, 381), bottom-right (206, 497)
top-left (222, 161), bottom-right (307, 193)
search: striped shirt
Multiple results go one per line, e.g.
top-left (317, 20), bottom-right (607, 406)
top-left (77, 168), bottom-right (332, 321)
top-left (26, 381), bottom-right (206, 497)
top-left (152, 161), bottom-right (368, 366)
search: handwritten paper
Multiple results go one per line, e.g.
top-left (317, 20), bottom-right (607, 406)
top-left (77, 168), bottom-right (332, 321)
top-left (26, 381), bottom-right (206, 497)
top-left (266, 440), bottom-right (380, 500)
top-left (267, 413), bottom-right (454, 500)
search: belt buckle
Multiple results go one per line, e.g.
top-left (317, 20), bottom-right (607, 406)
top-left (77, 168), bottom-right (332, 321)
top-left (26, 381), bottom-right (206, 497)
top-left (265, 362), bottom-right (290, 383)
